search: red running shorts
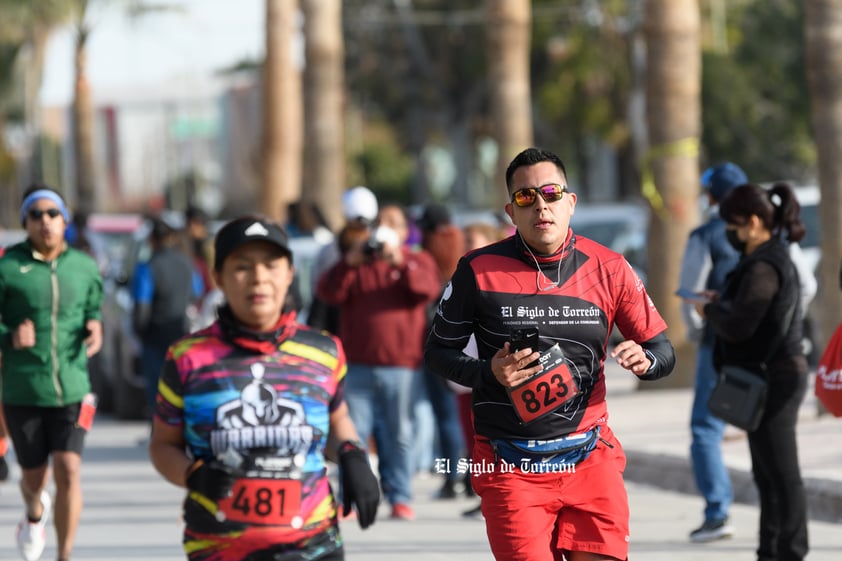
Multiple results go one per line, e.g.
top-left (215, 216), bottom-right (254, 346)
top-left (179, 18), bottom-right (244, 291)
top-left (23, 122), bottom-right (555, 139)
top-left (471, 424), bottom-right (629, 561)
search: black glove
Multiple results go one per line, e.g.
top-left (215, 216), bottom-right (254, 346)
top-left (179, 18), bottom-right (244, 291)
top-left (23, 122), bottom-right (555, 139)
top-left (185, 459), bottom-right (238, 501)
top-left (338, 440), bottom-right (380, 529)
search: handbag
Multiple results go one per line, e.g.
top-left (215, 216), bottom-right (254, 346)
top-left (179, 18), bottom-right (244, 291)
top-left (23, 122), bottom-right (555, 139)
top-left (816, 321), bottom-right (842, 417)
top-left (707, 295), bottom-right (797, 432)
top-left (707, 364), bottom-right (768, 431)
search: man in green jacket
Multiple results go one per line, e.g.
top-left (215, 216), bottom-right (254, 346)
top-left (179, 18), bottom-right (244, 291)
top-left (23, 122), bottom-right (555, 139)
top-left (0, 184), bottom-right (103, 561)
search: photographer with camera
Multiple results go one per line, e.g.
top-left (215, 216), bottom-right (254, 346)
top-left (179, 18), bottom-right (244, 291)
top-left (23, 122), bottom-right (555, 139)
top-left (316, 204), bottom-right (441, 521)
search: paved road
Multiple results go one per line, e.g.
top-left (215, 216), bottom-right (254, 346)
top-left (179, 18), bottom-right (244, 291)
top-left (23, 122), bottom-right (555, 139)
top-left (1, 415), bottom-right (840, 561)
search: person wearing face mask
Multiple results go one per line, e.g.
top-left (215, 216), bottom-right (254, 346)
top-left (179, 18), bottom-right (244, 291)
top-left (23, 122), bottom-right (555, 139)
top-left (316, 204), bottom-right (441, 521)
top-left (425, 147), bottom-right (675, 561)
top-left (676, 162), bottom-right (746, 543)
top-left (677, 165), bottom-right (817, 545)
top-left (697, 182), bottom-right (809, 561)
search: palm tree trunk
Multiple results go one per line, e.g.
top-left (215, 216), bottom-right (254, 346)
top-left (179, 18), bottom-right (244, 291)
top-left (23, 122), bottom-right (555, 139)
top-left (263, 0), bottom-right (303, 224)
top-left (644, 0), bottom-right (701, 388)
top-left (486, 0), bottom-right (532, 207)
top-left (302, 0), bottom-right (344, 232)
top-left (73, 19), bottom-right (96, 215)
top-left (805, 1), bottom-right (842, 352)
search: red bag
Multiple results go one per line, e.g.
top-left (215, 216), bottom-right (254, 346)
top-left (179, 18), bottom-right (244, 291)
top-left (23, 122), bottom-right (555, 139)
top-left (816, 322), bottom-right (842, 417)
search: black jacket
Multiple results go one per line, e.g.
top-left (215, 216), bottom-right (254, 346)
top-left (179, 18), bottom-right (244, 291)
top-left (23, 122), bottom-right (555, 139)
top-left (705, 238), bottom-right (803, 373)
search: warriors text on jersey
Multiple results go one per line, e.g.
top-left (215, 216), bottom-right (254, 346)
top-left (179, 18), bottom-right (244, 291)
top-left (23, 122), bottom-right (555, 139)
top-left (427, 232), bottom-right (667, 440)
top-left (156, 318), bottom-right (347, 561)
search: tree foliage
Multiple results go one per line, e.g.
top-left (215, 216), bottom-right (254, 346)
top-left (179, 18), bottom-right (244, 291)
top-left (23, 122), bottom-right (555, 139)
top-left (701, 0), bottom-right (814, 183)
top-left (531, 0), bottom-right (637, 197)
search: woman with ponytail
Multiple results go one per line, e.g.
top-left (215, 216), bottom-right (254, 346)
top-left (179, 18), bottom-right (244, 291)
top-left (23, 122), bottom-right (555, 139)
top-left (698, 182), bottom-right (810, 561)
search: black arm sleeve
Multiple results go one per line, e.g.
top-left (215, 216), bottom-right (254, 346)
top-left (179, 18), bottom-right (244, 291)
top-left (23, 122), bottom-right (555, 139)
top-left (423, 341), bottom-right (495, 389)
top-left (636, 332), bottom-right (675, 381)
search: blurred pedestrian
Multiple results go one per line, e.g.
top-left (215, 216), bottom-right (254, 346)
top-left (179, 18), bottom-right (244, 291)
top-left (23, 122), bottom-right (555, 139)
top-left (185, 205), bottom-right (213, 302)
top-left (0, 184), bottom-right (103, 561)
top-left (64, 210), bottom-right (92, 255)
top-left (416, 203), bottom-right (466, 499)
top-left (149, 215), bottom-right (380, 560)
top-left (463, 222), bottom-right (506, 254)
top-left (699, 182), bottom-right (809, 561)
top-left (0, 235), bottom-right (7, 482)
top-left (317, 203), bottom-right (440, 521)
top-left (307, 186), bottom-right (379, 335)
top-left (678, 164), bottom-right (817, 543)
top-left (425, 147), bottom-right (675, 560)
top-left (131, 216), bottom-right (202, 416)
top-left (286, 200), bottom-right (333, 242)
top-left (677, 162), bottom-right (745, 542)
top-left (454, 221), bottom-right (506, 519)
top-left (0, 405), bottom-right (8, 481)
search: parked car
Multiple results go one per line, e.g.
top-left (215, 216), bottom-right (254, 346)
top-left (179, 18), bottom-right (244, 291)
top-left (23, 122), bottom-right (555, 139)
top-left (85, 213), bottom-right (148, 419)
top-left (570, 201), bottom-right (650, 283)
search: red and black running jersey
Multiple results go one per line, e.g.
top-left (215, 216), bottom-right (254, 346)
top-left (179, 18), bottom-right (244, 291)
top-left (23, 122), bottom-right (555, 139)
top-left (427, 230), bottom-right (667, 440)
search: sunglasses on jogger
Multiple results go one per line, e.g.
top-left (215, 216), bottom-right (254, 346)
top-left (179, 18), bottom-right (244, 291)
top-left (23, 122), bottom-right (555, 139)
top-left (27, 208), bottom-right (63, 220)
top-left (510, 183), bottom-right (568, 207)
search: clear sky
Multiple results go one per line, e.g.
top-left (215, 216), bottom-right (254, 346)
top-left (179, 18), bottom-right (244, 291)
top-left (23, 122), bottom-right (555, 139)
top-left (41, 0), bottom-right (264, 105)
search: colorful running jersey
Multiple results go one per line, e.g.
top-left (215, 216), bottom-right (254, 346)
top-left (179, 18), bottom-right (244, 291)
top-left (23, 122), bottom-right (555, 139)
top-left (156, 319), bottom-right (347, 561)
top-left (427, 231), bottom-right (667, 440)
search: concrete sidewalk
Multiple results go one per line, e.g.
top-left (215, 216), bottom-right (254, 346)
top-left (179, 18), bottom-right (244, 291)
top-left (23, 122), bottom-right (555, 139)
top-left (604, 360), bottom-right (842, 523)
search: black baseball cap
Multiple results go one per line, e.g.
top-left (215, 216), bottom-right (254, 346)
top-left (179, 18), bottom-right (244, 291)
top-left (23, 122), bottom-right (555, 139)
top-left (214, 216), bottom-right (292, 270)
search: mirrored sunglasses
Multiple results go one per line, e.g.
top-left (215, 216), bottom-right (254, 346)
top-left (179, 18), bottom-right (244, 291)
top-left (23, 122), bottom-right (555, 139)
top-left (510, 183), bottom-right (568, 207)
top-left (28, 208), bottom-right (62, 220)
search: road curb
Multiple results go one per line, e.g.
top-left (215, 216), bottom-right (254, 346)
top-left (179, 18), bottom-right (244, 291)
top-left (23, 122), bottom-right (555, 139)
top-left (624, 450), bottom-right (842, 524)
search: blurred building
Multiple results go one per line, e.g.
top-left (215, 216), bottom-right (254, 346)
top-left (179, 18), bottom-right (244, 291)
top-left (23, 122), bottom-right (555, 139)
top-left (38, 71), bottom-right (261, 216)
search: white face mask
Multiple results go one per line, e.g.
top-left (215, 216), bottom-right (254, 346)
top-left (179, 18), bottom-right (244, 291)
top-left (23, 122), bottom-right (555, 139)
top-left (371, 225), bottom-right (401, 249)
top-left (698, 194), bottom-right (711, 214)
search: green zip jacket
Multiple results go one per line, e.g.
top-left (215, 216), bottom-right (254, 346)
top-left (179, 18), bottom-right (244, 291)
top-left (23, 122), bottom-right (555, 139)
top-left (0, 240), bottom-right (103, 406)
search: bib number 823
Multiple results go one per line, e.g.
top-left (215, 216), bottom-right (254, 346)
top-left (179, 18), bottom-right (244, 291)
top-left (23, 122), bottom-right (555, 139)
top-left (520, 372), bottom-right (571, 413)
top-left (218, 479), bottom-right (302, 525)
top-left (508, 347), bottom-right (579, 424)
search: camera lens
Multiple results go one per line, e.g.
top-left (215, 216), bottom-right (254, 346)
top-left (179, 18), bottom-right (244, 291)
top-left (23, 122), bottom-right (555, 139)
top-left (363, 239), bottom-right (384, 255)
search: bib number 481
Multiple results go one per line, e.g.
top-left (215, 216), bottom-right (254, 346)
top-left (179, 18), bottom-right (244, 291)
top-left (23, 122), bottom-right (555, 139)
top-left (218, 479), bottom-right (302, 526)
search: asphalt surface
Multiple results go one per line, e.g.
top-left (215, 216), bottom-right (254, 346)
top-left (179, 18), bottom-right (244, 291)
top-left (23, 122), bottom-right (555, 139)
top-left (0, 361), bottom-right (840, 560)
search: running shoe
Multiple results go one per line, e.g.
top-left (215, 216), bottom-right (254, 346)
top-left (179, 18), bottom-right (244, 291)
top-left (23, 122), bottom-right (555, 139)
top-left (390, 502), bottom-right (415, 521)
top-left (461, 503), bottom-right (483, 519)
top-left (16, 490), bottom-right (51, 561)
top-left (434, 479), bottom-right (458, 500)
top-left (689, 517), bottom-right (734, 543)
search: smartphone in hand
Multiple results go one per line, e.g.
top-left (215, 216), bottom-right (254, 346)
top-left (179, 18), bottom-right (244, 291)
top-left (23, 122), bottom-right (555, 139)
top-left (509, 327), bottom-right (540, 368)
top-left (675, 288), bottom-right (710, 304)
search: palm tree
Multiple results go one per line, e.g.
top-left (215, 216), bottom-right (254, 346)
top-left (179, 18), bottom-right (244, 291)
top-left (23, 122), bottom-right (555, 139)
top-left (0, 0), bottom-right (73, 221)
top-left (71, 0), bottom-right (96, 216)
top-left (805, 1), bottom-right (842, 353)
top-left (301, 0), bottom-right (344, 232)
top-left (486, 0), bottom-right (532, 207)
top-left (262, 0), bottom-right (303, 224)
top-left (644, 0), bottom-right (701, 388)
